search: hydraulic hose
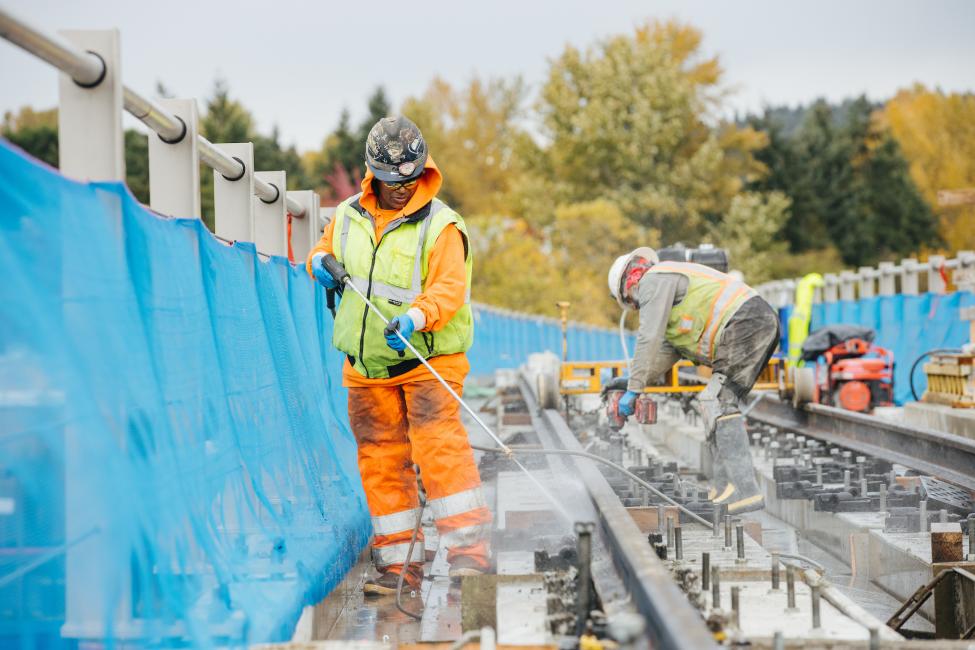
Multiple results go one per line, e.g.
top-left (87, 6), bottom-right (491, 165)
top-left (619, 310), bottom-right (631, 369)
top-left (909, 348), bottom-right (963, 401)
top-left (472, 444), bottom-right (715, 529)
top-left (777, 552), bottom-right (826, 572)
top-left (396, 441), bottom-right (718, 621)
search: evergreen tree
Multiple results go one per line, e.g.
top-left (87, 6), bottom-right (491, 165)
top-left (200, 78), bottom-right (254, 144)
top-left (748, 96), bottom-right (940, 267)
top-left (2, 107), bottom-right (58, 167)
top-left (307, 87), bottom-right (391, 201)
top-left (124, 130), bottom-right (149, 203)
top-left (856, 133), bottom-right (941, 261)
top-left (356, 86), bottom-right (391, 145)
top-left (313, 108), bottom-right (361, 186)
top-left (2, 106), bottom-right (151, 204)
top-left (254, 125), bottom-right (311, 191)
top-left (800, 99), bottom-right (859, 260)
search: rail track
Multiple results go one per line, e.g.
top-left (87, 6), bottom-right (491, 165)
top-left (517, 374), bottom-right (718, 650)
top-left (748, 394), bottom-right (975, 492)
top-left (307, 375), bottom-right (973, 648)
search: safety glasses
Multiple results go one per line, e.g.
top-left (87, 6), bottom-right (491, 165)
top-left (380, 178), bottom-right (419, 190)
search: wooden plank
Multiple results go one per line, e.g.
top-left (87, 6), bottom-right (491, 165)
top-left (626, 505), bottom-right (679, 533)
top-left (937, 188), bottom-right (975, 206)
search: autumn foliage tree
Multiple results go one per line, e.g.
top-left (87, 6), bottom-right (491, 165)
top-left (433, 20), bottom-right (780, 324)
top-left (880, 86), bottom-right (975, 251)
top-left (403, 77), bottom-right (530, 217)
top-left (520, 20), bottom-right (769, 239)
top-left (3, 22), bottom-right (961, 326)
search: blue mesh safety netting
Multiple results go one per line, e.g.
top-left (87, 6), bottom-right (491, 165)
top-left (468, 306), bottom-right (631, 377)
top-left (0, 139), bottom-right (634, 649)
top-left (778, 291), bottom-right (973, 405)
top-left (0, 140), bottom-right (370, 648)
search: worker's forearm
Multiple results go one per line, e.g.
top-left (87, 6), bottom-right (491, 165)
top-left (305, 218), bottom-right (336, 278)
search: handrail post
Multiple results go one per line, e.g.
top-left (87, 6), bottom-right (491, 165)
top-left (901, 258), bottom-right (919, 295)
top-left (286, 190), bottom-right (321, 263)
top-left (840, 270), bottom-right (857, 301)
top-left (928, 255), bottom-right (947, 294)
top-left (823, 273), bottom-right (839, 303)
top-left (148, 98), bottom-right (201, 218)
top-left (783, 279), bottom-right (797, 307)
top-left (253, 170), bottom-right (288, 256)
top-left (58, 29), bottom-right (127, 642)
top-left (57, 29), bottom-right (123, 181)
top-left (878, 262), bottom-right (896, 296)
top-left (858, 266), bottom-right (875, 299)
top-left (213, 143), bottom-right (255, 244)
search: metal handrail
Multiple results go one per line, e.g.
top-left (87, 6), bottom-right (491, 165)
top-left (757, 252), bottom-right (975, 295)
top-left (0, 7), bottom-right (305, 217)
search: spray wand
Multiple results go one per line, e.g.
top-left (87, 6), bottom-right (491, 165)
top-left (319, 255), bottom-right (718, 621)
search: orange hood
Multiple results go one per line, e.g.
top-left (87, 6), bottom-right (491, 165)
top-left (359, 155), bottom-right (444, 222)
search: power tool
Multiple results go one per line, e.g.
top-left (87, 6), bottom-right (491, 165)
top-left (605, 390), bottom-right (657, 429)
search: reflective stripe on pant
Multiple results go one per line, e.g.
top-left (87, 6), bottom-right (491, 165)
top-left (349, 379), bottom-right (492, 571)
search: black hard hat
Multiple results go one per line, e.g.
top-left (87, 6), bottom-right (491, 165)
top-left (365, 116), bottom-right (428, 183)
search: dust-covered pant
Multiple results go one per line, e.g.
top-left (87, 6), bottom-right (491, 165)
top-left (348, 380), bottom-right (491, 573)
top-left (711, 296), bottom-right (781, 406)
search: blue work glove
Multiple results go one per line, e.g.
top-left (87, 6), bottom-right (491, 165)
top-left (618, 390), bottom-right (639, 417)
top-left (311, 254), bottom-right (339, 289)
top-left (385, 315), bottom-right (416, 352)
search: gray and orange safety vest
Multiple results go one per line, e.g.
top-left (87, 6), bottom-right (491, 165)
top-left (647, 261), bottom-right (757, 360)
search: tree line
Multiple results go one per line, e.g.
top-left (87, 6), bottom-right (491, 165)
top-left (3, 20), bottom-right (971, 326)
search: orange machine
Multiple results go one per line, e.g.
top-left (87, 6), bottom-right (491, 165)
top-left (818, 338), bottom-right (894, 412)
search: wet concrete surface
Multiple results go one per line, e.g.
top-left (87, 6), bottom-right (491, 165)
top-left (745, 509), bottom-right (934, 634)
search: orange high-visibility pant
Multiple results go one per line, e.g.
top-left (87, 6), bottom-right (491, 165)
top-left (347, 379), bottom-right (491, 574)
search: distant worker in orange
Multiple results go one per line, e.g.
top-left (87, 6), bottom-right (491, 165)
top-left (307, 116), bottom-right (489, 595)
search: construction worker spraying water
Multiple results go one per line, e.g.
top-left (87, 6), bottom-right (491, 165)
top-left (607, 248), bottom-right (780, 514)
top-left (307, 116), bottom-right (489, 595)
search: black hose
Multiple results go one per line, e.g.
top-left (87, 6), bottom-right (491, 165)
top-left (909, 348), bottom-right (962, 401)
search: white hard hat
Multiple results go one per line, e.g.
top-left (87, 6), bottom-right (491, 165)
top-left (607, 247), bottom-right (659, 310)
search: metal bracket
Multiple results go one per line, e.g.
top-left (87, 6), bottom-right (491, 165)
top-left (886, 566), bottom-right (975, 638)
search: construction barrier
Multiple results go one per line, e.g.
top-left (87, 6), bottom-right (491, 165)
top-left (469, 306), bottom-right (629, 378)
top-left (0, 136), bottom-right (635, 648)
top-left (780, 292), bottom-right (973, 405)
top-left (0, 140), bottom-right (370, 648)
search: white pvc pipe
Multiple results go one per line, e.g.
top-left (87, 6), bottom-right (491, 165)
top-left (0, 7), bottom-right (306, 218)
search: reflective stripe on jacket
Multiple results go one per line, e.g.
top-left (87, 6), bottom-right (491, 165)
top-left (647, 261), bottom-right (756, 360)
top-left (332, 195), bottom-right (474, 378)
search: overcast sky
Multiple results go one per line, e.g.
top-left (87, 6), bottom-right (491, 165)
top-left (2, 0), bottom-right (973, 152)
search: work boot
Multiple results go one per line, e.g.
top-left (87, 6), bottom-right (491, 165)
top-left (696, 393), bottom-right (730, 500)
top-left (706, 437), bottom-right (730, 501)
top-left (363, 565), bottom-right (422, 597)
top-left (710, 414), bottom-right (764, 515)
top-left (448, 556), bottom-right (486, 579)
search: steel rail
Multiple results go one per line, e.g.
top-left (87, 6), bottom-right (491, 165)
top-left (516, 375), bottom-right (718, 650)
top-left (748, 395), bottom-right (975, 492)
top-left (0, 7), bottom-right (305, 217)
